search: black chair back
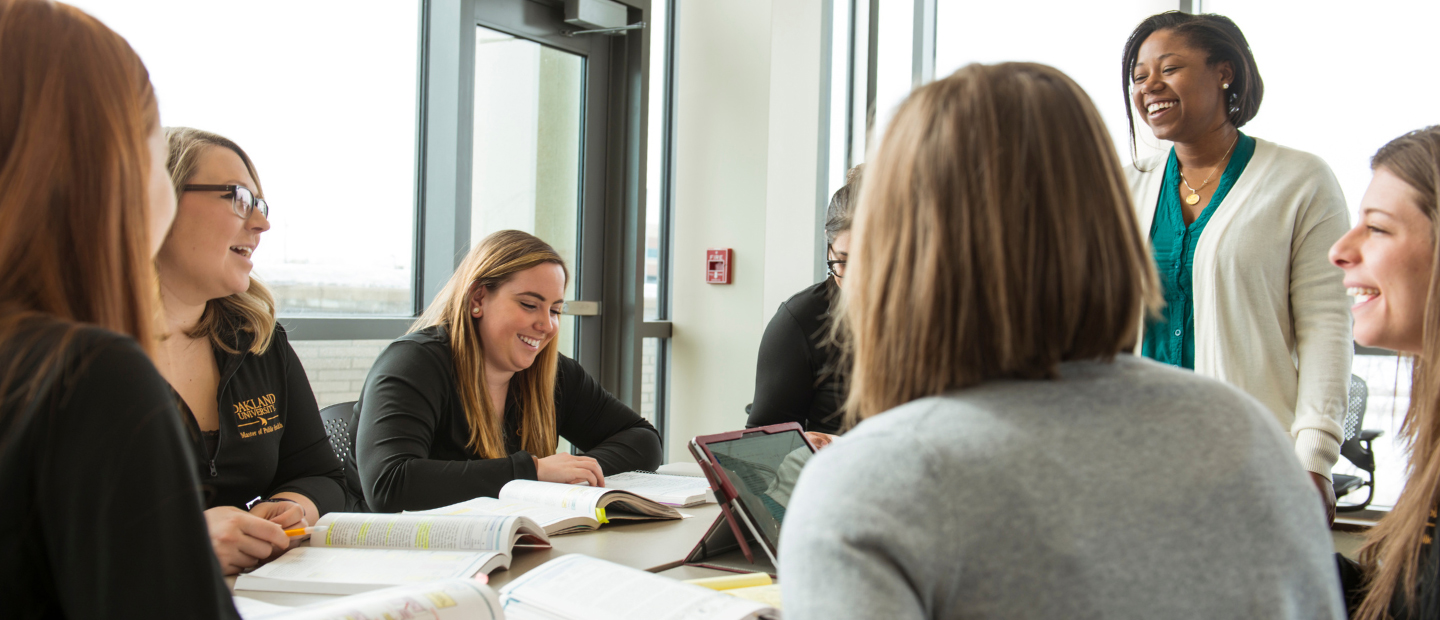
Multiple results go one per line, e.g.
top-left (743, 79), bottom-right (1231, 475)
top-left (319, 401), bottom-right (358, 466)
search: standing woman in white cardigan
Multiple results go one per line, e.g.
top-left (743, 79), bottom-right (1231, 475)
top-left (1122, 11), bottom-right (1353, 523)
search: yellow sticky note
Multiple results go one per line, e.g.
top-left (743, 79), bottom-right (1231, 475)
top-left (595, 507), bottom-right (609, 524)
top-left (684, 572), bottom-right (773, 591)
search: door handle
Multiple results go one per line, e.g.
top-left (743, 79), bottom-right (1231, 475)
top-left (563, 301), bottom-right (601, 316)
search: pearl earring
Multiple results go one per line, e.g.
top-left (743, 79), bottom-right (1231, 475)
top-left (471, 307), bottom-right (480, 316)
top-left (1222, 83), bottom-right (1229, 89)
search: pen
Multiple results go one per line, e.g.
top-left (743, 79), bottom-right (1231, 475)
top-left (285, 526), bottom-right (327, 538)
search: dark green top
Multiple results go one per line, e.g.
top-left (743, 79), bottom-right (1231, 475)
top-left (1142, 133), bottom-right (1257, 369)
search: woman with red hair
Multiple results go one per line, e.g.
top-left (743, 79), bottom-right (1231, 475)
top-left (0, 1), bottom-right (237, 616)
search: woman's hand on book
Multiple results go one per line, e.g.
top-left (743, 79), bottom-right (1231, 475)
top-left (534, 453), bottom-right (606, 487)
top-left (204, 506), bottom-right (291, 575)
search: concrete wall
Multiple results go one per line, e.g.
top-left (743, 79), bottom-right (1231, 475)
top-left (666, 0), bottom-right (828, 458)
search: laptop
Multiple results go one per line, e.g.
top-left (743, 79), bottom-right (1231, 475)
top-left (688, 422), bottom-right (818, 571)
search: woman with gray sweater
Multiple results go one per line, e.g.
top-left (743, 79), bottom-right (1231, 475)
top-left (778, 62), bottom-right (1343, 619)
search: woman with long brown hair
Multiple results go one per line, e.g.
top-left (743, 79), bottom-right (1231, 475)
top-left (354, 230), bottom-right (661, 512)
top-left (0, 0), bottom-right (236, 616)
top-left (1330, 127), bottom-right (1440, 619)
top-left (778, 62), bottom-right (1343, 619)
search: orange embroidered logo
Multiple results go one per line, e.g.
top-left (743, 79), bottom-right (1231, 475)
top-left (235, 393), bottom-right (283, 439)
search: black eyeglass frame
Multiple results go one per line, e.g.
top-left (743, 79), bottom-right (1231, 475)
top-left (181, 184), bottom-right (269, 219)
top-left (825, 243), bottom-right (846, 279)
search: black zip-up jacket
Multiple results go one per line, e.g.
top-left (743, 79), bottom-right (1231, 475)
top-left (353, 325), bottom-right (663, 513)
top-left (1, 320), bottom-right (238, 619)
top-left (177, 321), bottom-right (348, 515)
top-left (747, 278), bottom-right (847, 434)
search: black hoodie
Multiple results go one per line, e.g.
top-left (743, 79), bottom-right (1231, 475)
top-left (176, 319), bottom-right (349, 515)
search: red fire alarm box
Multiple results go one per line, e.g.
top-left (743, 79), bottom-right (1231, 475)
top-left (706, 248), bottom-right (732, 284)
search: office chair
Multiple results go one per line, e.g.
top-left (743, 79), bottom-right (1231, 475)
top-left (1334, 375), bottom-right (1383, 512)
top-left (319, 401), bottom-right (358, 466)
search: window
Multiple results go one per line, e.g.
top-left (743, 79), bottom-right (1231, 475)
top-left (642, 0), bottom-right (676, 426)
top-left (934, 0), bottom-right (1178, 161)
top-left (73, 0), bottom-right (421, 317)
top-left (1201, 0), bottom-right (1440, 509)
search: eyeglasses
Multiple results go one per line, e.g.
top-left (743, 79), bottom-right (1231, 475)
top-left (181, 184), bottom-right (269, 219)
top-left (826, 244), bottom-right (847, 279)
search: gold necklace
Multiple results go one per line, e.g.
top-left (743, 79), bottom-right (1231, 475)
top-left (1179, 133), bottom-right (1240, 205)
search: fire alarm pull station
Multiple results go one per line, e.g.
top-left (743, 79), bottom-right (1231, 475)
top-left (706, 248), bottom-right (732, 284)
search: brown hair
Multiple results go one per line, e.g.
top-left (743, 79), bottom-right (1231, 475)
top-left (1121, 11), bottom-right (1264, 162)
top-left (0, 0), bottom-right (162, 408)
top-left (412, 230), bottom-right (569, 458)
top-left (841, 62), bottom-right (1161, 424)
top-left (163, 127), bottom-right (277, 355)
top-left (1353, 126), bottom-right (1440, 620)
top-left (824, 165), bottom-right (864, 245)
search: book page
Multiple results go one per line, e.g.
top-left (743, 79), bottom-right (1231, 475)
top-left (606, 472), bottom-right (714, 505)
top-left (238, 548), bottom-right (498, 591)
top-left (314, 513), bottom-right (520, 552)
top-left (242, 578), bottom-right (503, 620)
top-left (500, 479), bottom-right (609, 514)
top-left (500, 555), bottom-right (775, 620)
top-left (411, 497), bottom-right (594, 530)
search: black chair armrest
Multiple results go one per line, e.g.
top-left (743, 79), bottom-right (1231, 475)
top-left (1358, 429), bottom-right (1384, 441)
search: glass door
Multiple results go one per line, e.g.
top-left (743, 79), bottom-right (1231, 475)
top-left (470, 1), bottom-right (616, 370)
top-left (471, 26), bottom-right (586, 358)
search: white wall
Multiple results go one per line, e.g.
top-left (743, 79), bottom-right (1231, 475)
top-left (667, 0), bottom-right (828, 458)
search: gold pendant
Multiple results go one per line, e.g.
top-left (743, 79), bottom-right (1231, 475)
top-left (1185, 193), bottom-right (1200, 205)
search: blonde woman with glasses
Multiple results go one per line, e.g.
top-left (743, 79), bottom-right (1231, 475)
top-left (778, 62), bottom-right (1343, 619)
top-left (154, 128), bottom-right (348, 575)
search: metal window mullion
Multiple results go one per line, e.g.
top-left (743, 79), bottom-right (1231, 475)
top-left (911, 0), bottom-right (935, 88)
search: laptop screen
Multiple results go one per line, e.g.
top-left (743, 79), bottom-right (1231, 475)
top-left (705, 429), bottom-right (815, 548)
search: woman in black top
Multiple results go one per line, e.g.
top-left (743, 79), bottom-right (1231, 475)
top-left (355, 230), bottom-right (662, 512)
top-left (1330, 128), bottom-right (1440, 619)
top-left (0, 2), bottom-right (236, 616)
top-left (154, 128), bottom-right (347, 575)
top-left (747, 165), bottom-right (862, 445)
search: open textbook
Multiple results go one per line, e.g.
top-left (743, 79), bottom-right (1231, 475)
top-left (500, 554), bottom-right (779, 620)
top-left (234, 513), bottom-right (548, 595)
top-left (413, 478), bottom-right (683, 535)
top-left (606, 471), bottom-right (716, 507)
top-left (237, 578), bottom-right (503, 620)
top-left (236, 557), bottom-right (777, 620)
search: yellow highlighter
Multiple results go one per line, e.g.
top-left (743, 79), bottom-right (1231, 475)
top-left (683, 572), bottom-right (773, 591)
top-left (284, 526), bottom-right (328, 538)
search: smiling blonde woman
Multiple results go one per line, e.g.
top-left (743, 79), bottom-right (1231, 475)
top-left (354, 230), bottom-right (662, 512)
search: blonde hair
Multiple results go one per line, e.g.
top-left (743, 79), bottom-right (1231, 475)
top-left (841, 62), bottom-right (1161, 424)
top-left (1354, 126), bottom-right (1440, 620)
top-left (163, 127), bottom-right (276, 355)
top-left (413, 230), bottom-right (568, 459)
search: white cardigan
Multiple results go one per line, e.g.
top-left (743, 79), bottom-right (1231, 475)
top-left (1128, 137), bottom-right (1353, 479)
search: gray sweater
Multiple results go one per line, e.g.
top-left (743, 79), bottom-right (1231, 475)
top-left (779, 355), bottom-right (1343, 620)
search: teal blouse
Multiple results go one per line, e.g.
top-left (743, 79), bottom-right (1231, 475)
top-left (1142, 133), bottom-right (1256, 369)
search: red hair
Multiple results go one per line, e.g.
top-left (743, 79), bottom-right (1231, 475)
top-left (0, 0), bottom-right (161, 348)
